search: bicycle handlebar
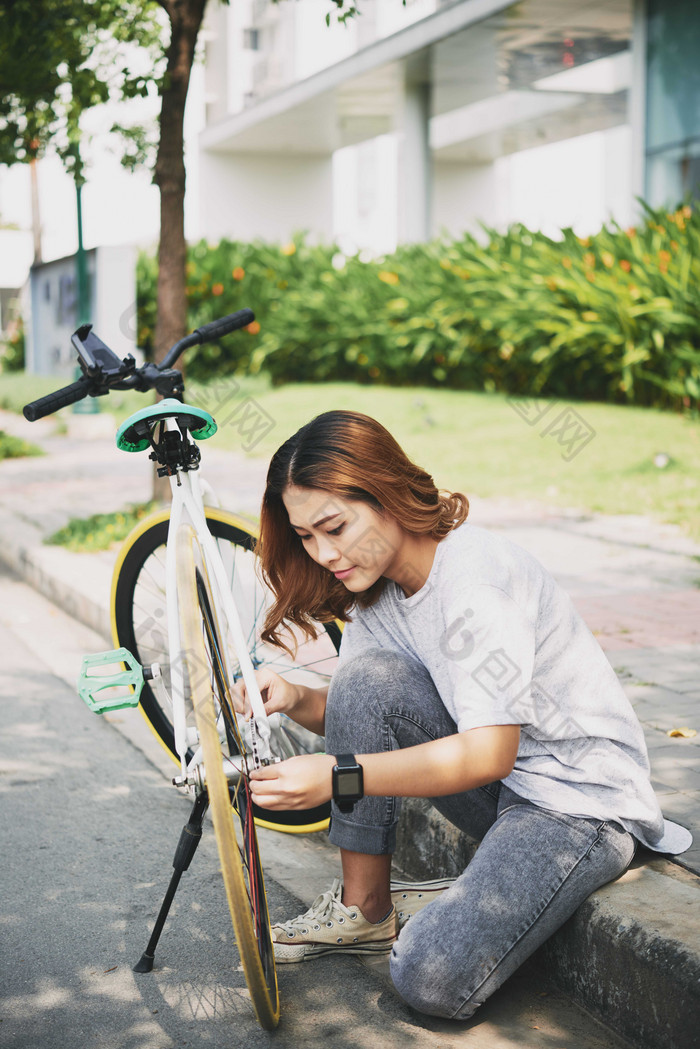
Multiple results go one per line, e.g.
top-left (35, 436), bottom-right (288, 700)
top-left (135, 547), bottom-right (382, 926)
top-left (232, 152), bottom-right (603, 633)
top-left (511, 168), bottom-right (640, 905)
top-left (24, 375), bottom-right (94, 421)
top-left (22, 309), bottom-right (256, 422)
top-left (160, 308), bottom-right (255, 369)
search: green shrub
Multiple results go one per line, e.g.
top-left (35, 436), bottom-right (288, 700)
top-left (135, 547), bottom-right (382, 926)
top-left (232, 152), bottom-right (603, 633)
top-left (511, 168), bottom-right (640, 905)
top-left (45, 501), bottom-right (159, 552)
top-left (0, 430), bottom-right (43, 459)
top-left (0, 316), bottom-right (25, 373)
top-left (135, 203), bottom-right (700, 411)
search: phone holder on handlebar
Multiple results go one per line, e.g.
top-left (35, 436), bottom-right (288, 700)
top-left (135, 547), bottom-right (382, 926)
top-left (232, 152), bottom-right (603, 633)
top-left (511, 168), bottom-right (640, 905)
top-left (72, 324), bottom-right (136, 385)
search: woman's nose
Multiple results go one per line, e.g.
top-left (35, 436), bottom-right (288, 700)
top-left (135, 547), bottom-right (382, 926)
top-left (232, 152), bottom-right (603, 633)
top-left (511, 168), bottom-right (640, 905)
top-left (316, 535), bottom-right (341, 567)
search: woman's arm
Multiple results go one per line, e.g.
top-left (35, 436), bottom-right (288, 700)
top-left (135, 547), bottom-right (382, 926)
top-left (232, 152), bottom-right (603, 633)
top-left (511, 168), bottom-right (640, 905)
top-left (285, 682), bottom-right (328, 735)
top-left (249, 724), bottom-right (520, 810)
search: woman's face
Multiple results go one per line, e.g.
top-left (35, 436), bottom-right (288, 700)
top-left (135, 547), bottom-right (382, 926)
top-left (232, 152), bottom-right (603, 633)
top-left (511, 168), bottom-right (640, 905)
top-left (282, 485), bottom-right (406, 592)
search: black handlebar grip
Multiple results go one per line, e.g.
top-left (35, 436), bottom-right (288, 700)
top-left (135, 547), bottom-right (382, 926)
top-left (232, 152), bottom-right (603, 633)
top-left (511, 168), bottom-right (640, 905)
top-left (193, 309), bottom-right (255, 344)
top-left (23, 376), bottom-right (92, 421)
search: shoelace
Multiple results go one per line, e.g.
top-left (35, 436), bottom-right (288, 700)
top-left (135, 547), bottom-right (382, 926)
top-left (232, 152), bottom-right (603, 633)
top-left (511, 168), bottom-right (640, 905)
top-left (273, 879), bottom-right (351, 935)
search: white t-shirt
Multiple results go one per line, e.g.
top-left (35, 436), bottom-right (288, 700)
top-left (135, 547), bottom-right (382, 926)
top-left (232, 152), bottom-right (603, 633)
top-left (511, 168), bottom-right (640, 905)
top-left (338, 522), bottom-right (692, 855)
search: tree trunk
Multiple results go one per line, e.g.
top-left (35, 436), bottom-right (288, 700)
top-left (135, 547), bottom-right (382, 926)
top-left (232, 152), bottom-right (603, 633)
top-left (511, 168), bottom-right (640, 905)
top-left (152, 0), bottom-right (208, 500)
top-left (29, 157), bottom-right (42, 264)
top-left (154, 0), bottom-right (207, 363)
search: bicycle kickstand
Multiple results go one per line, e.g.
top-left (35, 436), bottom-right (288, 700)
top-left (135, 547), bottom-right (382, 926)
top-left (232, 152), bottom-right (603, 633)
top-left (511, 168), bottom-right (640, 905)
top-left (133, 790), bottom-right (209, 973)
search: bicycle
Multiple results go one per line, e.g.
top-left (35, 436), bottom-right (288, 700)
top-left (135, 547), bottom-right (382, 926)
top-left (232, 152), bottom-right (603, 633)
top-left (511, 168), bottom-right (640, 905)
top-left (23, 311), bottom-right (342, 1030)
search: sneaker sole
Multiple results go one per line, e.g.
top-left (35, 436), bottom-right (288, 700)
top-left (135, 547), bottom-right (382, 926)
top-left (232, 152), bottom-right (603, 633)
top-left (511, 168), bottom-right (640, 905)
top-left (390, 878), bottom-right (456, 894)
top-left (273, 938), bottom-right (396, 964)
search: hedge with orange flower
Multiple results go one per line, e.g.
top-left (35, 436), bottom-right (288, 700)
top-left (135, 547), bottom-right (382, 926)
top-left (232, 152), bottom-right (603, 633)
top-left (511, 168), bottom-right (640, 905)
top-left (135, 203), bottom-right (700, 410)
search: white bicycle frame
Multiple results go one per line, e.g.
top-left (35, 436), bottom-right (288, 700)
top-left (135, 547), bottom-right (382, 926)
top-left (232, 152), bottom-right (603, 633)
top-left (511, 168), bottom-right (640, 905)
top-left (157, 416), bottom-right (272, 783)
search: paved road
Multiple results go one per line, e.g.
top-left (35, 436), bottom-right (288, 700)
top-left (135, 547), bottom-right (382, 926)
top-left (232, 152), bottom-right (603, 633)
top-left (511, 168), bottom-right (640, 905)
top-left (0, 565), bottom-right (630, 1049)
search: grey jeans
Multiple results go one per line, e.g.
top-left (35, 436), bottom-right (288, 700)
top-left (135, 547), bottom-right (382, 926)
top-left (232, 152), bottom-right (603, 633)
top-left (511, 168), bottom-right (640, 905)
top-left (325, 648), bottom-right (637, 1021)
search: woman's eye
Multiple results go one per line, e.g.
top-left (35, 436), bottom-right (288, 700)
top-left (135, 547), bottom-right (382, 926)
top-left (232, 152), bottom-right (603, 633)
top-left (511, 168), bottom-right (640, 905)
top-left (328, 524), bottom-right (345, 536)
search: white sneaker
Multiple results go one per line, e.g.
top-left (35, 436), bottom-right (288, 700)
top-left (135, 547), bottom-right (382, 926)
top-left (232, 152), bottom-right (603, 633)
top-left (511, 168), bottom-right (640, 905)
top-left (390, 878), bottom-right (456, 928)
top-left (272, 878), bottom-right (398, 964)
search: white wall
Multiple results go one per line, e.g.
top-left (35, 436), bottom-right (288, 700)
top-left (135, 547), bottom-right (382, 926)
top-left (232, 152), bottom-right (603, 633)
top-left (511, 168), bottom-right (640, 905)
top-left (433, 160), bottom-right (505, 240)
top-left (497, 125), bottom-right (634, 238)
top-left (199, 151), bottom-right (334, 243)
top-left (94, 245), bottom-right (139, 359)
top-left (333, 135), bottom-right (398, 255)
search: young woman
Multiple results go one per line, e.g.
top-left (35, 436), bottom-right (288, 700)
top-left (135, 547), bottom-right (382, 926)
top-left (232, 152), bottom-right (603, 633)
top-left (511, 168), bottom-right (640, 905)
top-left (243, 409), bottom-right (691, 1020)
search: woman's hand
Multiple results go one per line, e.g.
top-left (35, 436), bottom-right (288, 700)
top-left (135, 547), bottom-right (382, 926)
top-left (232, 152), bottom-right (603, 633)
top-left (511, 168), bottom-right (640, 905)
top-left (232, 668), bottom-right (301, 719)
top-left (249, 754), bottom-right (336, 811)
top-left (233, 669), bottom-right (329, 735)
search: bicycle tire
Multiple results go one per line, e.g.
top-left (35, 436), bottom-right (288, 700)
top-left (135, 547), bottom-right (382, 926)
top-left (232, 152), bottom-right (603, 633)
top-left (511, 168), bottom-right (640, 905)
top-left (176, 523), bottom-right (279, 1030)
top-left (111, 507), bottom-right (342, 833)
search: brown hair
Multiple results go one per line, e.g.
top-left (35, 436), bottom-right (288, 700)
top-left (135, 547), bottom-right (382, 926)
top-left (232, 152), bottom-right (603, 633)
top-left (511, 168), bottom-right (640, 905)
top-left (256, 410), bottom-right (469, 653)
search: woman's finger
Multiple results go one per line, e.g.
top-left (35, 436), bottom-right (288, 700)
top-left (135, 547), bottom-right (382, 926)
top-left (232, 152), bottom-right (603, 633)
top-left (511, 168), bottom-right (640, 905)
top-left (249, 764), bottom-right (279, 781)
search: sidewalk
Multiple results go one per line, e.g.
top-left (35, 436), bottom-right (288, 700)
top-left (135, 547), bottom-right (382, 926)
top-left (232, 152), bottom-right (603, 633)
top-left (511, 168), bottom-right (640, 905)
top-left (1, 407), bottom-right (699, 1048)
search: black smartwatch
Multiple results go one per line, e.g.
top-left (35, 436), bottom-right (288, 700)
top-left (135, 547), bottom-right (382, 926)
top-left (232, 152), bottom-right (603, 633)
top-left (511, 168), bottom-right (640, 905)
top-left (332, 754), bottom-right (364, 813)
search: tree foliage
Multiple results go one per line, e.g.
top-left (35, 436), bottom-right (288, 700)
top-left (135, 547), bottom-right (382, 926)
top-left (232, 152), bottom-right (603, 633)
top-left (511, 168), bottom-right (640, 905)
top-left (0, 0), bottom-right (165, 180)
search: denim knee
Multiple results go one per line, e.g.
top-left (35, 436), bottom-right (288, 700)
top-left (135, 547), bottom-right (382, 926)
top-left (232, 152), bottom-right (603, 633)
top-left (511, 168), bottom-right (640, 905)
top-left (390, 917), bottom-right (478, 1020)
top-left (325, 647), bottom-right (424, 753)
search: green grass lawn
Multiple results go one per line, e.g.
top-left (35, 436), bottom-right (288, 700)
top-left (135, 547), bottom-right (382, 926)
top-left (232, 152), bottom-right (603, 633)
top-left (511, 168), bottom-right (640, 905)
top-left (198, 380), bottom-right (700, 544)
top-left (3, 371), bottom-right (698, 544)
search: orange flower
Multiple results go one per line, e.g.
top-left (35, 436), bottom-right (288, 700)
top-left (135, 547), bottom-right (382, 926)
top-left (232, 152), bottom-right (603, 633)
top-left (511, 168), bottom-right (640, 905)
top-left (620, 259), bottom-right (631, 272)
top-left (247, 321), bottom-right (261, 334)
top-left (583, 252), bottom-right (595, 268)
top-left (585, 270), bottom-right (596, 283)
top-left (212, 283), bottom-right (224, 296)
top-left (232, 267), bottom-right (245, 280)
top-left (670, 240), bottom-right (678, 251)
top-left (546, 277), bottom-right (558, 291)
top-left (378, 271), bottom-right (400, 285)
top-left (658, 249), bottom-right (671, 264)
top-left (601, 251), bottom-right (614, 269)
top-left (561, 256), bottom-right (572, 269)
top-left (625, 226), bottom-right (637, 238)
top-left (281, 242), bottom-right (297, 256)
top-left (682, 205), bottom-right (692, 218)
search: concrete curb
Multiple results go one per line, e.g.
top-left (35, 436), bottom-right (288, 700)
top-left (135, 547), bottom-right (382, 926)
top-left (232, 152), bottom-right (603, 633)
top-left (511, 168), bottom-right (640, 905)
top-left (0, 506), bottom-right (113, 641)
top-left (1, 494), bottom-right (698, 1048)
top-left (395, 800), bottom-right (700, 1049)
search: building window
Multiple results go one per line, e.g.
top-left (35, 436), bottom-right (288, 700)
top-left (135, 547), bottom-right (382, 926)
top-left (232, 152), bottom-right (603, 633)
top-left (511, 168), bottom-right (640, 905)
top-left (243, 27), bottom-right (260, 51)
top-left (646, 0), bottom-right (700, 204)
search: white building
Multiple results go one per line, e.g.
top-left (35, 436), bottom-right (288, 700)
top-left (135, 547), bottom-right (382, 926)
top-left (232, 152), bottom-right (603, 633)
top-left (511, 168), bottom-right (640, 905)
top-left (198, 0), bottom-right (699, 253)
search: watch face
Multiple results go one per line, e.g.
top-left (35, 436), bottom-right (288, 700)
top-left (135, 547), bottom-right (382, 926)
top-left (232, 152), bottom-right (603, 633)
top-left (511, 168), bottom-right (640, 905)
top-left (337, 770), bottom-right (362, 796)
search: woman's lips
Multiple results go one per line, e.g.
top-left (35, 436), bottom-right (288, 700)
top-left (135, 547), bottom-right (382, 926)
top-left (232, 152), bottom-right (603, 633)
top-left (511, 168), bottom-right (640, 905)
top-left (334, 566), bottom-right (356, 579)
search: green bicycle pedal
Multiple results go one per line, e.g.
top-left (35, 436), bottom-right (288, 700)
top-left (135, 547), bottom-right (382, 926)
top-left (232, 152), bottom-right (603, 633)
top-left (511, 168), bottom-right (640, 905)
top-left (78, 648), bottom-right (145, 714)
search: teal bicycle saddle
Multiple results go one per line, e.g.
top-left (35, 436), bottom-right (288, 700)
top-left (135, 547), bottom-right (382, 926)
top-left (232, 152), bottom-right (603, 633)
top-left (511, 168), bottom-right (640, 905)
top-left (116, 398), bottom-right (217, 452)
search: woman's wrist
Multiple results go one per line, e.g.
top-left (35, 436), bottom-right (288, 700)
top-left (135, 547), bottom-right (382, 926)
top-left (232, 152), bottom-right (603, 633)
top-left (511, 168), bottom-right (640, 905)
top-left (287, 682), bottom-right (327, 735)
